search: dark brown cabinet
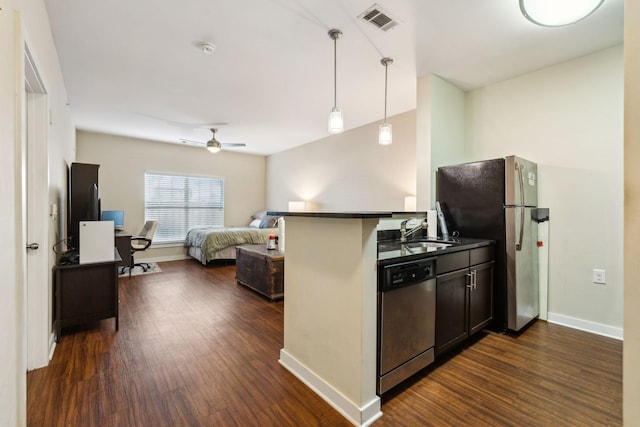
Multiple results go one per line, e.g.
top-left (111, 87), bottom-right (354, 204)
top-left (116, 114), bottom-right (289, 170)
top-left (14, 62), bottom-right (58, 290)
top-left (53, 251), bottom-right (120, 342)
top-left (435, 245), bottom-right (494, 357)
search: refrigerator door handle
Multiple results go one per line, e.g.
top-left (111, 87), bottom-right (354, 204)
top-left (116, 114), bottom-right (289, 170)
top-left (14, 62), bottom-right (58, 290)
top-left (516, 162), bottom-right (525, 251)
top-left (516, 161), bottom-right (525, 207)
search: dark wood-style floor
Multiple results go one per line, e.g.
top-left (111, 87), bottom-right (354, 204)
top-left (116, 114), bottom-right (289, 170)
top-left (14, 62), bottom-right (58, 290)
top-left (27, 260), bottom-right (622, 426)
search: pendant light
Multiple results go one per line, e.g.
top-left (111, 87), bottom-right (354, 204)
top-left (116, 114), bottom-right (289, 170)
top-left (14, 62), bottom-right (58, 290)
top-left (328, 29), bottom-right (344, 134)
top-left (519, 0), bottom-right (605, 27)
top-left (379, 57), bottom-right (393, 146)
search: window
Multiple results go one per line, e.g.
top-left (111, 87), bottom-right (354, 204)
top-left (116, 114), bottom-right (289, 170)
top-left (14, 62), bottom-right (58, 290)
top-left (144, 173), bottom-right (224, 243)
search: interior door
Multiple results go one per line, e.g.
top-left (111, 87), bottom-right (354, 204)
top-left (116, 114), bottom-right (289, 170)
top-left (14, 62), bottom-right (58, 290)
top-left (24, 48), bottom-right (51, 370)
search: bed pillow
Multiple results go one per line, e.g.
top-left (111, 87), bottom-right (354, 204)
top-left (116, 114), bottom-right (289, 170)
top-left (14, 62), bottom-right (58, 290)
top-left (252, 210), bottom-right (268, 220)
top-left (259, 215), bottom-right (280, 228)
top-left (249, 219), bottom-right (262, 228)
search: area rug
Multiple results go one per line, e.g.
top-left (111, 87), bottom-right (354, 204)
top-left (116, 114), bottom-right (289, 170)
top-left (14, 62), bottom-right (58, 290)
top-left (119, 262), bottom-right (162, 277)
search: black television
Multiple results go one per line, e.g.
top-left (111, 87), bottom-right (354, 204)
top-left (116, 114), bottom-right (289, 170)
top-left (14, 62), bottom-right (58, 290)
top-left (87, 183), bottom-right (100, 222)
top-left (68, 163), bottom-right (100, 251)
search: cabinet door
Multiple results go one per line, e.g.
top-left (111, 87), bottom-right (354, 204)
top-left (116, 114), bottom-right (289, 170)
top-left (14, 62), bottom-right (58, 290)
top-left (469, 261), bottom-right (494, 336)
top-left (435, 268), bottom-right (469, 356)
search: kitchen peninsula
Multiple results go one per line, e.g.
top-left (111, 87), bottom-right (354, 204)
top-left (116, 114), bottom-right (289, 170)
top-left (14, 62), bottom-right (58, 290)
top-left (268, 211), bottom-right (493, 427)
top-left (269, 211), bottom-right (386, 426)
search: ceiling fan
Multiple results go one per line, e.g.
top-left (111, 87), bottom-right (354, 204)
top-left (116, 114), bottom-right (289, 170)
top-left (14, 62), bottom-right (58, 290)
top-left (180, 128), bottom-right (246, 153)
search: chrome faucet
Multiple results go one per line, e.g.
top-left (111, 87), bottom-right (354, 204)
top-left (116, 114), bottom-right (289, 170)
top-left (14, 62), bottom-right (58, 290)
top-left (400, 218), bottom-right (428, 242)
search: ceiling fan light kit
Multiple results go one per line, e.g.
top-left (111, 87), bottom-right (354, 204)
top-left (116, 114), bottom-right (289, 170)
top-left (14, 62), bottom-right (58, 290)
top-left (178, 128), bottom-right (247, 153)
top-left (328, 28), bottom-right (344, 134)
top-left (519, 0), bottom-right (605, 27)
top-left (207, 140), bottom-right (222, 153)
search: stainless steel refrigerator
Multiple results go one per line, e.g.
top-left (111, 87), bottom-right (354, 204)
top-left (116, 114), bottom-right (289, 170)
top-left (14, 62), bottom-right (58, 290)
top-left (436, 155), bottom-right (539, 332)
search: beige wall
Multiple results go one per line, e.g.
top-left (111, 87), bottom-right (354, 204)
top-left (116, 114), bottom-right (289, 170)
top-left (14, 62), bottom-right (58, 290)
top-left (464, 46), bottom-right (623, 334)
top-left (624, 0), bottom-right (640, 421)
top-left (1, 0), bottom-right (76, 425)
top-left (266, 110), bottom-right (416, 212)
top-left (416, 75), bottom-right (466, 209)
top-left (76, 131), bottom-right (267, 261)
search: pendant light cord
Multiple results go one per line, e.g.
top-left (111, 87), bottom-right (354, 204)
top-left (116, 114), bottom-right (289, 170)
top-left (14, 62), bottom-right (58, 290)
top-left (381, 58), bottom-right (392, 123)
top-left (333, 36), bottom-right (338, 109)
top-left (383, 61), bottom-right (388, 122)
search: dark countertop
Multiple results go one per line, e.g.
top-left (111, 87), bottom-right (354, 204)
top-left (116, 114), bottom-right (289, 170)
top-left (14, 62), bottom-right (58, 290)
top-left (267, 211), bottom-right (393, 219)
top-left (377, 237), bottom-right (494, 265)
top-left (266, 211), bottom-right (433, 219)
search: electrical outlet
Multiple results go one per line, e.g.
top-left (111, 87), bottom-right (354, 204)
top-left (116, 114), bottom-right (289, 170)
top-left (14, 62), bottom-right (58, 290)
top-left (593, 269), bottom-right (606, 284)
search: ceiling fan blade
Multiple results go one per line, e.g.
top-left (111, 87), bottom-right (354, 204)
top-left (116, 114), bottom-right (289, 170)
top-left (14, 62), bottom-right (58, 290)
top-left (137, 112), bottom-right (228, 128)
top-left (220, 143), bottom-right (246, 148)
top-left (179, 138), bottom-right (204, 145)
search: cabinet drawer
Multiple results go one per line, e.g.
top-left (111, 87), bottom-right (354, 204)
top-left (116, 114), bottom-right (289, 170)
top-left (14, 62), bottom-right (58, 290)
top-left (470, 246), bottom-right (494, 266)
top-left (436, 250), bottom-right (469, 275)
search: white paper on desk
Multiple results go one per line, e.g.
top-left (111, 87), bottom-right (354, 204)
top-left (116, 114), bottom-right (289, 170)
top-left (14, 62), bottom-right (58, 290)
top-left (79, 221), bottom-right (114, 264)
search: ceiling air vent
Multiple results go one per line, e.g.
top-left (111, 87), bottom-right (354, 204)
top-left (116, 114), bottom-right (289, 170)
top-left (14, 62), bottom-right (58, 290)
top-left (359, 4), bottom-right (400, 32)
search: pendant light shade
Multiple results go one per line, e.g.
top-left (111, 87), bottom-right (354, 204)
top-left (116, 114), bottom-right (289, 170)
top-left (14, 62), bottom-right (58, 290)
top-left (328, 29), bottom-right (343, 134)
top-left (379, 57), bottom-right (393, 146)
top-left (519, 0), bottom-right (605, 27)
top-left (328, 107), bottom-right (343, 134)
top-left (379, 123), bottom-right (392, 146)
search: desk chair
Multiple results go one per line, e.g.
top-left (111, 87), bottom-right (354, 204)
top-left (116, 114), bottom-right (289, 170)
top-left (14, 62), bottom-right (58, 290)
top-left (122, 220), bottom-right (158, 278)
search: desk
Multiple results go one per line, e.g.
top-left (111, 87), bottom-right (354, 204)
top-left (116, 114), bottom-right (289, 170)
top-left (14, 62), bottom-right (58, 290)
top-left (115, 230), bottom-right (132, 270)
top-left (53, 250), bottom-right (121, 342)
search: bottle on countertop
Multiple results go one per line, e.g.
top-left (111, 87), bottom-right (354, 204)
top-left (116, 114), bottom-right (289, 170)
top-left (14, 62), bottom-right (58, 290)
top-left (266, 234), bottom-right (277, 250)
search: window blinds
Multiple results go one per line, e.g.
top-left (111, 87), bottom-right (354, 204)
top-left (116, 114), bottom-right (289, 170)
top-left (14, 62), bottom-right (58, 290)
top-left (144, 173), bottom-right (224, 243)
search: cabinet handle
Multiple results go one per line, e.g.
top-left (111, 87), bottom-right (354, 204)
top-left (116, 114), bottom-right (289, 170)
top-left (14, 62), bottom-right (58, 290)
top-left (470, 270), bottom-right (477, 290)
top-left (466, 272), bottom-right (473, 288)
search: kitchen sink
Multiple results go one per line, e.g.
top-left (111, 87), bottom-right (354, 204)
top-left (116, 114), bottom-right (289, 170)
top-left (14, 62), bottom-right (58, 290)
top-left (378, 238), bottom-right (460, 255)
top-left (404, 241), bottom-right (453, 254)
top-left (406, 241), bottom-right (453, 249)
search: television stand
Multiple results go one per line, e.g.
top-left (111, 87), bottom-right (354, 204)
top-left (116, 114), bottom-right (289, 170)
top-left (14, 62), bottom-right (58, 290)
top-left (53, 249), bottom-right (121, 341)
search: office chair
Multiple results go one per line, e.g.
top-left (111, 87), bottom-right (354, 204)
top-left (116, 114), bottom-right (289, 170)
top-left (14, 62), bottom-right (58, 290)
top-left (122, 220), bottom-right (158, 278)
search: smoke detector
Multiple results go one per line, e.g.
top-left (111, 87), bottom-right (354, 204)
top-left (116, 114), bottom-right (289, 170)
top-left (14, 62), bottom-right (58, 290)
top-left (359, 4), bottom-right (401, 32)
top-left (200, 42), bottom-right (216, 54)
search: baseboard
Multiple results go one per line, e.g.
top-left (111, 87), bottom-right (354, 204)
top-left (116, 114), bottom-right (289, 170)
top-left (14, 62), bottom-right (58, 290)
top-left (279, 349), bottom-right (382, 427)
top-left (137, 254), bottom-right (190, 263)
top-left (547, 312), bottom-right (623, 340)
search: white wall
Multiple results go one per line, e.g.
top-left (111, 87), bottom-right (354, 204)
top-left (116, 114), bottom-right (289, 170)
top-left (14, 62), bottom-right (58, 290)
top-left (1, 0), bottom-right (76, 425)
top-left (77, 131), bottom-right (267, 261)
top-left (465, 46), bottom-right (624, 334)
top-left (266, 110), bottom-right (416, 212)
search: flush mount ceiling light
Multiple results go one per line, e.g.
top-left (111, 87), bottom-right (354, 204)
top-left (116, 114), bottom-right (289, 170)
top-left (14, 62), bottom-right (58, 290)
top-left (328, 29), bottom-right (344, 134)
top-left (519, 0), bottom-right (605, 27)
top-left (379, 57), bottom-right (393, 146)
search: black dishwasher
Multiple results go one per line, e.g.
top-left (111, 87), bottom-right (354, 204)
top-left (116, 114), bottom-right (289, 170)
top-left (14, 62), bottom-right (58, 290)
top-left (378, 257), bottom-right (436, 394)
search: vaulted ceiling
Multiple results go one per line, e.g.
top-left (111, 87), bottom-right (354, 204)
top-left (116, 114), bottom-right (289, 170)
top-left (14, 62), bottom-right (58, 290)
top-left (44, 0), bottom-right (624, 155)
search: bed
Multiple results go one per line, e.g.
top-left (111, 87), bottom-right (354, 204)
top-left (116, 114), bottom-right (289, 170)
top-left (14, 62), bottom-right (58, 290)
top-left (185, 213), bottom-right (280, 264)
